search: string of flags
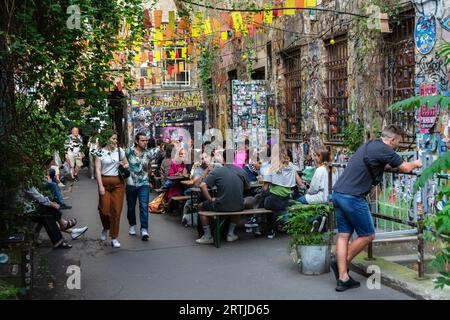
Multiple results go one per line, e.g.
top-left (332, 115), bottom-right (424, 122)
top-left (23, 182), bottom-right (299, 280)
top-left (111, 0), bottom-right (319, 90)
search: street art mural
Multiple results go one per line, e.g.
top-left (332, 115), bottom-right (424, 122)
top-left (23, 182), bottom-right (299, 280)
top-left (414, 15), bottom-right (437, 55)
top-left (415, 53), bottom-right (450, 96)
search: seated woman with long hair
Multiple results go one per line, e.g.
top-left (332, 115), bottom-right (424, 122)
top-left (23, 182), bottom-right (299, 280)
top-left (296, 148), bottom-right (338, 205)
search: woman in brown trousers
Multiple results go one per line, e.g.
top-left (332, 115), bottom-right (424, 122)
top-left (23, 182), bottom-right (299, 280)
top-left (95, 131), bottom-right (129, 248)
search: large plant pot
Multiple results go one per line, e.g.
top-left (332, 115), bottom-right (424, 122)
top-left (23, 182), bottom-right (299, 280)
top-left (296, 245), bottom-right (330, 275)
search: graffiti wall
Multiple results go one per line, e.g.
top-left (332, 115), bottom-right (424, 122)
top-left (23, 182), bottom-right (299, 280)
top-left (128, 90), bottom-right (204, 145)
top-left (413, 0), bottom-right (450, 97)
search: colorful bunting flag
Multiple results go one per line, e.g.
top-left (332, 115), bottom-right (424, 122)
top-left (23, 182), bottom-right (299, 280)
top-left (148, 50), bottom-right (153, 63)
top-left (264, 5), bottom-right (273, 24)
top-left (284, 0), bottom-right (295, 15)
top-left (153, 29), bottom-right (163, 46)
top-left (168, 11), bottom-right (175, 31)
top-left (169, 50), bottom-right (176, 59)
top-left (254, 12), bottom-right (263, 25)
top-left (182, 47), bottom-right (187, 58)
top-left (204, 18), bottom-right (213, 35)
top-left (231, 12), bottom-right (244, 32)
top-left (140, 51), bottom-right (147, 63)
top-left (296, 0), bottom-right (305, 11)
top-left (179, 62), bottom-right (185, 72)
top-left (154, 10), bottom-right (162, 28)
top-left (306, 0), bottom-right (316, 7)
top-left (144, 9), bottom-right (152, 28)
top-left (154, 50), bottom-right (161, 62)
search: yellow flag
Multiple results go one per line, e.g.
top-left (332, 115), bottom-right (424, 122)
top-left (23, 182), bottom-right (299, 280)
top-left (264, 5), bottom-right (273, 24)
top-left (231, 12), bottom-right (244, 32)
top-left (306, 0), bottom-right (316, 7)
top-left (168, 11), bottom-right (175, 31)
top-left (169, 50), bottom-right (176, 59)
top-left (284, 0), bottom-right (295, 15)
top-left (181, 47), bottom-right (187, 58)
top-left (204, 18), bottom-right (212, 35)
top-left (221, 31), bottom-right (228, 40)
top-left (192, 12), bottom-right (203, 38)
top-left (154, 50), bottom-right (161, 62)
top-left (179, 62), bottom-right (184, 72)
top-left (134, 53), bottom-right (140, 65)
top-left (153, 29), bottom-right (163, 46)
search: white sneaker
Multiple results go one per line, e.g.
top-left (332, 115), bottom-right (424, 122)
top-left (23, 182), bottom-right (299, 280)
top-left (195, 235), bottom-right (213, 244)
top-left (100, 229), bottom-right (108, 241)
top-left (91, 176), bottom-right (95, 180)
top-left (226, 234), bottom-right (238, 242)
top-left (111, 239), bottom-right (121, 248)
top-left (71, 226), bottom-right (88, 240)
top-left (58, 182), bottom-right (65, 188)
top-left (141, 229), bottom-right (149, 241)
top-left (129, 225), bottom-right (136, 236)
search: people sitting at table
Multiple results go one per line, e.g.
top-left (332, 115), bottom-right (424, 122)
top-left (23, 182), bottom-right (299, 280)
top-left (159, 143), bottom-right (174, 189)
top-left (181, 153), bottom-right (213, 227)
top-left (260, 147), bottom-right (303, 239)
top-left (165, 147), bottom-right (189, 202)
top-left (296, 148), bottom-right (338, 205)
top-left (195, 150), bottom-right (250, 245)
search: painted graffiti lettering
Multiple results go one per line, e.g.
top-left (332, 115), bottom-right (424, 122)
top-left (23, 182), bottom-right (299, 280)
top-left (415, 53), bottom-right (449, 95)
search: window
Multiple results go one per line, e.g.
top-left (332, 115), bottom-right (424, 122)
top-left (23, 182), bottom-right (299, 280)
top-left (161, 47), bottom-right (190, 87)
top-left (283, 46), bottom-right (307, 140)
top-left (324, 34), bottom-right (348, 142)
top-left (381, 10), bottom-right (416, 145)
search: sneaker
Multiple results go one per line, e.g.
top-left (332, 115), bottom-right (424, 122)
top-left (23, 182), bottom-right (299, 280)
top-left (244, 216), bottom-right (258, 228)
top-left (141, 229), bottom-right (149, 241)
top-left (71, 226), bottom-right (88, 240)
top-left (195, 235), bottom-right (213, 244)
top-left (111, 239), bottom-right (121, 248)
top-left (58, 182), bottom-right (65, 188)
top-left (267, 229), bottom-right (276, 239)
top-left (335, 277), bottom-right (360, 292)
top-left (129, 225), bottom-right (136, 236)
top-left (59, 204), bottom-right (72, 210)
top-left (91, 176), bottom-right (95, 180)
top-left (73, 176), bottom-right (79, 182)
top-left (226, 234), bottom-right (238, 242)
top-left (100, 229), bottom-right (108, 241)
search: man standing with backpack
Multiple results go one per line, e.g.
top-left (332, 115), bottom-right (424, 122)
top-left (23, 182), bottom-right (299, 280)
top-left (331, 125), bottom-right (422, 292)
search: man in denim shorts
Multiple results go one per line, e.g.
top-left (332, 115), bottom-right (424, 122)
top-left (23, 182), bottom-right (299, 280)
top-left (331, 125), bottom-right (422, 292)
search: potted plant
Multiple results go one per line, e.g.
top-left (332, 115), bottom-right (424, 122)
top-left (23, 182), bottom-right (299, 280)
top-left (285, 203), bottom-right (332, 275)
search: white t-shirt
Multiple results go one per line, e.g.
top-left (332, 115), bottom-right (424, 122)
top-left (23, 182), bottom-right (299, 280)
top-left (98, 148), bottom-right (126, 176)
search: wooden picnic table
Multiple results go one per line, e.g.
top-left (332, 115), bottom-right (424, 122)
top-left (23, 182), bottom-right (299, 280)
top-left (167, 175), bottom-right (189, 181)
top-left (181, 180), bottom-right (195, 186)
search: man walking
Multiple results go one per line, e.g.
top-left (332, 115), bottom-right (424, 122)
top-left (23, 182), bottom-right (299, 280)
top-left (65, 127), bottom-right (84, 181)
top-left (126, 133), bottom-right (152, 241)
top-left (331, 125), bottom-right (422, 291)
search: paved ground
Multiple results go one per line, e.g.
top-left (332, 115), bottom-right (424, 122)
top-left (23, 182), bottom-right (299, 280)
top-left (33, 168), bottom-right (413, 300)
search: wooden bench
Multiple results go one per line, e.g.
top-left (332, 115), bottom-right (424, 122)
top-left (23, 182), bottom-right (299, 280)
top-left (198, 208), bottom-right (273, 248)
top-left (171, 195), bottom-right (190, 201)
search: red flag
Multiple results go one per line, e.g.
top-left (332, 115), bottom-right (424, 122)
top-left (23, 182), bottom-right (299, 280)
top-left (148, 51), bottom-right (153, 63)
top-left (144, 9), bottom-right (152, 28)
top-left (140, 77), bottom-right (145, 88)
top-left (249, 25), bottom-right (255, 36)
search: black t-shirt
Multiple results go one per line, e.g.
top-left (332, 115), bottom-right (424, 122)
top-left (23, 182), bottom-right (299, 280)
top-left (204, 165), bottom-right (249, 212)
top-left (333, 139), bottom-right (404, 196)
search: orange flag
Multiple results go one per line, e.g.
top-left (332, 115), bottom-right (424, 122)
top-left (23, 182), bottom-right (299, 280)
top-left (254, 12), bottom-right (263, 25)
top-left (154, 10), bottom-right (162, 28)
top-left (296, 0), bottom-right (305, 12)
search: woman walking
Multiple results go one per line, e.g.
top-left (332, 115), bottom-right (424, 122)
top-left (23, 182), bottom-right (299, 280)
top-left (95, 131), bottom-right (129, 248)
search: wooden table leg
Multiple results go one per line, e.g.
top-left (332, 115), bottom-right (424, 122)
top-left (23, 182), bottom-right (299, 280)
top-left (214, 216), bottom-right (221, 248)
